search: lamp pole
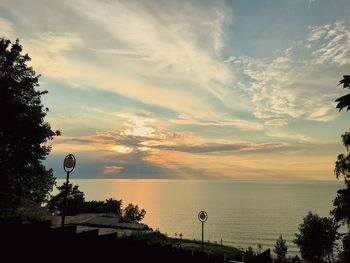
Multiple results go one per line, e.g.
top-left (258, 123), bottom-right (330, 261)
top-left (198, 211), bottom-right (208, 253)
top-left (201, 221), bottom-right (204, 250)
top-left (61, 154), bottom-right (76, 228)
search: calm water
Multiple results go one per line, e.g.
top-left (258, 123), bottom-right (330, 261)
top-left (57, 179), bottom-right (343, 254)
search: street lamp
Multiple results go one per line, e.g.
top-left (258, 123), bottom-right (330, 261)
top-left (198, 210), bottom-right (208, 252)
top-left (61, 154), bottom-right (76, 228)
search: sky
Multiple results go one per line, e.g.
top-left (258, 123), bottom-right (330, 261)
top-left (1, 0), bottom-right (350, 180)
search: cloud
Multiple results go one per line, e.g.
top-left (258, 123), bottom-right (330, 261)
top-left (55, 131), bottom-right (285, 155)
top-left (228, 22), bottom-right (349, 127)
top-left (1, 0), bottom-right (238, 117)
top-left (91, 48), bottom-right (147, 59)
top-left (49, 111), bottom-right (291, 179)
top-left (46, 111), bottom-right (334, 179)
top-left (309, 21), bottom-right (350, 65)
top-left (155, 142), bottom-right (287, 154)
top-left (170, 113), bottom-right (263, 131)
top-left (4, 1), bottom-right (347, 180)
top-left (103, 166), bottom-right (124, 174)
top-left (263, 119), bottom-right (289, 127)
top-left (266, 129), bottom-right (315, 142)
top-left (307, 0), bottom-right (317, 8)
top-left (24, 32), bottom-right (84, 79)
top-left (0, 17), bottom-right (14, 38)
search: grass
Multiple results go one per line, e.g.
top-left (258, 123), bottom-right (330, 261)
top-left (131, 231), bottom-right (243, 259)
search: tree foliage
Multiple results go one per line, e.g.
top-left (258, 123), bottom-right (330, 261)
top-left (334, 131), bottom-right (350, 183)
top-left (331, 186), bottom-right (350, 227)
top-left (333, 87), bottom-right (350, 261)
top-left (81, 198), bottom-right (122, 215)
top-left (335, 153), bottom-right (350, 182)
top-left (294, 212), bottom-right (339, 263)
top-left (48, 183), bottom-right (85, 216)
top-left (273, 235), bottom-right (288, 263)
top-left (123, 203), bottom-right (146, 222)
top-left (48, 183), bottom-right (122, 216)
top-left (335, 75), bottom-right (350, 111)
top-left (340, 233), bottom-right (350, 263)
top-left (0, 38), bottom-right (59, 215)
top-left (291, 255), bottom-right (301, 263)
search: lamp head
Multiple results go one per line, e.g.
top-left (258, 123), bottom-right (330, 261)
top-left (198, 211), bottom-right (208, 222)
top-left (63, 154), bottom-right (76, 173)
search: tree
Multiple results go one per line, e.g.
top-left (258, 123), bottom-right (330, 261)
top-left (333, 129), bottom-right (350, 229)
top-left (103, 198), bottom-right (122, 215)
top-left (0, 38), bottom-right (59, 215)
top-left (331, 186), bottom-right (350, 227)
top-left (334, 131), bottom-right (350, 183)
top-left (123, 203), bottom-right (146, 222)
top-left (332, 131), bottom-right (350, 262)
top-left (331, 186), bottom-right (350, 262)
top-left (80, 198), bottom-right (122, 215)
top-left (332, 76), bottom-right (350, 262)
top-left (48, 183), bottom-right (85, 216)
top-left (273, 235), bottom-right (288, 263)
top-left (258, 243), bottom-right (262, 254)
top-left (291, 255), bottom-right (301, 263)
top-left (294, 212), bottom-right (339, 263)
top-left (48, 183), bottom-right (123, 216)
top-left (340, 233), bottom-right (350, 263)
top-left (335, 75), bottom-right (350, 111)
top-left (245, 246), bottom-right (255, 256)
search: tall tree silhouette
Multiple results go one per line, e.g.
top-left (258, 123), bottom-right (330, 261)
top-left (333, 75), bottom-right (350, 262)
top-left (335, 75), bottom-right (350, 111)
top-left (0, 38), bottom-right (59, 215)
top-left (273, 235), bottom-right (288, 263)
top-left (333, 129), bottom-right (350, 262)
top-left (294, 212), bottom-right (338, 263)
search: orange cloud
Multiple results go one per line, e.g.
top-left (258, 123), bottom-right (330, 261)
top-left (103, 166), bottom-right (124, 174)
top-left (50, 113), bottom-right (335, 180)
top-left (111, 145), bottom-right (134, 154)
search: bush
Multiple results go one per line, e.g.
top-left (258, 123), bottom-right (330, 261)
top-left (123, 203), bottom-right (146, 222)
top-left (80, 198), bottom-right (122, 215)
top-left (14, 199), bottom-right (53, 222)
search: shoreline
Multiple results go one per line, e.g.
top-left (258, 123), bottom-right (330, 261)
top-left (51, 213), bottom-right (243, 255)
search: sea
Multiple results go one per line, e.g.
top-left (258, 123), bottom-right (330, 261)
top-left (56, 179), bottom-right (344, 255)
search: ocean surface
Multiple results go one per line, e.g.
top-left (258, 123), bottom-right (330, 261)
top-left (57, 179), bottom-right (343, 255)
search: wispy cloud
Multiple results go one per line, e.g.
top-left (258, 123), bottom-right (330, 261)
top-left (266, 129), bottom-right (315, 142)
top-left (25, 32), bottom-right (84, 79)
top-left (309, 21), bottom-right (350, 66)
top-left (155, 142), bottom-right (287, 154)
top-left (91, 48), bottom-right (146, 59)
top-left (170, 113), bottom-right (263, 131)
top-left (0, 16), bottom-right (14, 38)
top-left (1, 0), bottom-right (237, 116)
top-left (228, 21), bottom-right (349, 126)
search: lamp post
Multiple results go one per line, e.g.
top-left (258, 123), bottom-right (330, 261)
top-left (61, 154), bottom-right (76, 228)
top-left (198, 210), bottom-right (208, 252)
